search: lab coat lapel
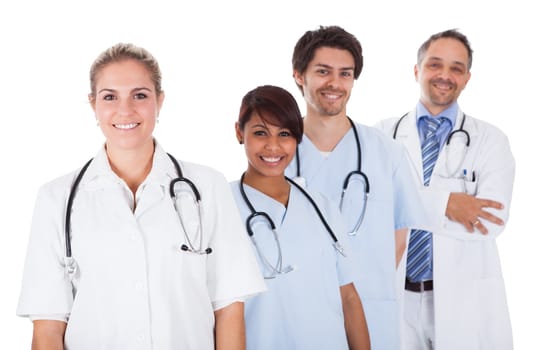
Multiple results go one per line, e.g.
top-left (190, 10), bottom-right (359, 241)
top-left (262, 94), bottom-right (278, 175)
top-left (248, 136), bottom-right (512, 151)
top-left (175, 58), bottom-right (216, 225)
top-left (395, 110), bottom-right (425, 184)
top-left (134, 147), bottom-right (175, 218)
top-left (80, 150), bottom-right (128, 196)
top-left (134, 181), bottom-right (166, 218)
top-left (76, 155), bottom-right (138, 226)
top-left (458, 111), bottom-right (479, 143)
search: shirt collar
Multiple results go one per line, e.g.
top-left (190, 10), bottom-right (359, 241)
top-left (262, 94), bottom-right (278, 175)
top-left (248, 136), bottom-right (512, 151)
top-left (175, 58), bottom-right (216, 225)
top-left (81, 139), bottom-right (176, 187)
top-left (150, 141), bottom-right (178, 181)
top-left (416, 101), bottom-right (458, 126)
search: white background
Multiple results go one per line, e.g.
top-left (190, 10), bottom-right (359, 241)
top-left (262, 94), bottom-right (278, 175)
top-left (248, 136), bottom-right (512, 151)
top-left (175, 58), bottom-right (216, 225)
top-left (1, 0), bottom-right (531, 348)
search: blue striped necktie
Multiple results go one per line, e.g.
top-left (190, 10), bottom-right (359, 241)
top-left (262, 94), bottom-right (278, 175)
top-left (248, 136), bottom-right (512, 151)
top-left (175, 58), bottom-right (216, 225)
top-left (406, 116), bottom-right (444, 282)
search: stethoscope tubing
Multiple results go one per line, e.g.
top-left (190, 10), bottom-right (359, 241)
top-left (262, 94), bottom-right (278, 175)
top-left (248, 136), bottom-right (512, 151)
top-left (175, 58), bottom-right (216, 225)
top-left (65, 158), bottom-right (93, 258)
top-left (294, 117), bottom-right (369, 235)
top-left (239, 173), bottom-right (342, 248)
top-left (65, 152), bottom-right (206, 259)
top-left (393, 112), bottom-right (469, 146)
top-left (296, 117), bottom-right (370, 195)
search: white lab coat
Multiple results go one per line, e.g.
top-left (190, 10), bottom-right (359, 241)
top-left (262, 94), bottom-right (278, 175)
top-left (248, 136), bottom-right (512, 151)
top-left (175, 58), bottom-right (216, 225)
top-left (376, 109), bottom-right (515, 349)
top-left (17, 143), bottom-right (266, 350)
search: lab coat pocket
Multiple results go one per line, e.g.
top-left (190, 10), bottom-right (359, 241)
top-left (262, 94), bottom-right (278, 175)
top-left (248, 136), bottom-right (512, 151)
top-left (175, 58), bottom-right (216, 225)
top-left (464, 178), bottom-right (478, 196)
top-left (435, 176), bottom-right (467, 193)
top-left (436, 170), bottom-right (477, 195)
top-left (176, 248), bottom-right (209, 289)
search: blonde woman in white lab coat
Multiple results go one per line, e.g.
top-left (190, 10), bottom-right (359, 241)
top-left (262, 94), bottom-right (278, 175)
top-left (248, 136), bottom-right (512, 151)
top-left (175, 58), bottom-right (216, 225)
top-left (17, 43), bottom-right (265, 350)
top-left (377, 29), bottom-right (515, 349)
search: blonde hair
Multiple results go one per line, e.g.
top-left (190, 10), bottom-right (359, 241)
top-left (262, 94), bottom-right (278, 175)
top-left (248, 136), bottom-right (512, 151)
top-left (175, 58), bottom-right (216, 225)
top-left (89, 43), bottom-right (162, 98)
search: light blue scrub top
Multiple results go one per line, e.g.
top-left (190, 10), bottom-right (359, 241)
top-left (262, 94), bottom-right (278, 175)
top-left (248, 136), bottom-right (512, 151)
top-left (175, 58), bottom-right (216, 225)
top-left (286, 123), bottom-right (425, 350)
top-left (230, 181), bottom-right (358, 350)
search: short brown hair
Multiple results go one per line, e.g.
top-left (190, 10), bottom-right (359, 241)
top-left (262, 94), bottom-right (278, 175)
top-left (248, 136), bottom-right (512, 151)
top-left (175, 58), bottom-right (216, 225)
top-left (292, 26), bottom-right (363, 93)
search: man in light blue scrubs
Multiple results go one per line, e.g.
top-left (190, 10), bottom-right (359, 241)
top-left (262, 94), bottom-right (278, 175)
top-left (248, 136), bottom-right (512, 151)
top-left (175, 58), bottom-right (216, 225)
top-left (286, 25), bottom-right (426, 350)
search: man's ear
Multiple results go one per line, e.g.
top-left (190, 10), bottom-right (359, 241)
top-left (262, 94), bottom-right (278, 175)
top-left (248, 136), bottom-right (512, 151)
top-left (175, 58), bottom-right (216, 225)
top-left (293, 70), bottom-right (304, 87)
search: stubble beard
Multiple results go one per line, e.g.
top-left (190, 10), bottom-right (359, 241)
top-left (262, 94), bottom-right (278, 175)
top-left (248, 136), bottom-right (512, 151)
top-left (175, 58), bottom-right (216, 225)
top-left (314, 92), bottom-right (348, 117)
top-left (428, 89), bottom-right (456, 109)
top-left (427, 79), bottom-right (458, 108)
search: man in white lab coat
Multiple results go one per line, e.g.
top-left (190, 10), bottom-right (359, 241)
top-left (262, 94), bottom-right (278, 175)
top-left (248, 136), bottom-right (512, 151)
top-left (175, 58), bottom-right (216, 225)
top-left (376, 29), bottom-right (515, 349)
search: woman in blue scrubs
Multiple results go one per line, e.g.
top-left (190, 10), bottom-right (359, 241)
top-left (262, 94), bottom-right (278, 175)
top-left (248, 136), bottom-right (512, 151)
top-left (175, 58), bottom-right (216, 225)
top-left (230, 85), bottom-right (370, 350)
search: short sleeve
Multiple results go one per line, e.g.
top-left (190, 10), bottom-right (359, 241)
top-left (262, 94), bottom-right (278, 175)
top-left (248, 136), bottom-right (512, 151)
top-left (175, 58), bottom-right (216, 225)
top-left (203, 171), bottom-right (266, 307)
top-left (17, 184), bottom-right (74, 318)
top-left (392, 146), bottom-right (429, 231)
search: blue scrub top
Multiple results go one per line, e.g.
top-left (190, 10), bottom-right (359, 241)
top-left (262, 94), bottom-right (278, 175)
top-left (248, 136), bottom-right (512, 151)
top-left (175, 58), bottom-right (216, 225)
top-left (230, 181), bottom-right (358, 350)
top-left (286, 123), bottom-right (425, 350)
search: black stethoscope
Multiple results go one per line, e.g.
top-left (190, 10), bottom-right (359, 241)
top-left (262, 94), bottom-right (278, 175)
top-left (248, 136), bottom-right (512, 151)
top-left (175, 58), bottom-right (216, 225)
top-left (393, 112), bottom-right (471, 177)
top-left (64, 153), bottom-right (210, 278)
top-left (294, 117), bottom-right (370, 235)
top-left (393, 112), bottom-right (470, 145)
top-left (239, 173), bottom-right (345, 279)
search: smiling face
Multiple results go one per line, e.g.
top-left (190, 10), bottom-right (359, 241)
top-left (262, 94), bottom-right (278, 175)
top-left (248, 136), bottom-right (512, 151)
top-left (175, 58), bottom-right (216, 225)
top-left (90, 59), bottom-right (164, 153)
top-left (294, 46), bottom-right (355, 118)
top-left (415, 37), bottom-right (471, 116)
top-left (236, 112), bottom-right (297, 181)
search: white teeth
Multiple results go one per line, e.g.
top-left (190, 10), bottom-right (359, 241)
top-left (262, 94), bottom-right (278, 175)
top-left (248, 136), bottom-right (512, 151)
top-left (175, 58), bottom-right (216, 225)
top-left (262, 156), bottom-right (282, 163)
top-left (114, 123), bottom-right (139, 130)
top-left (434, 83), bottom-right (452, 90)
top-left (324, 93), bottom-right (341, 100)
